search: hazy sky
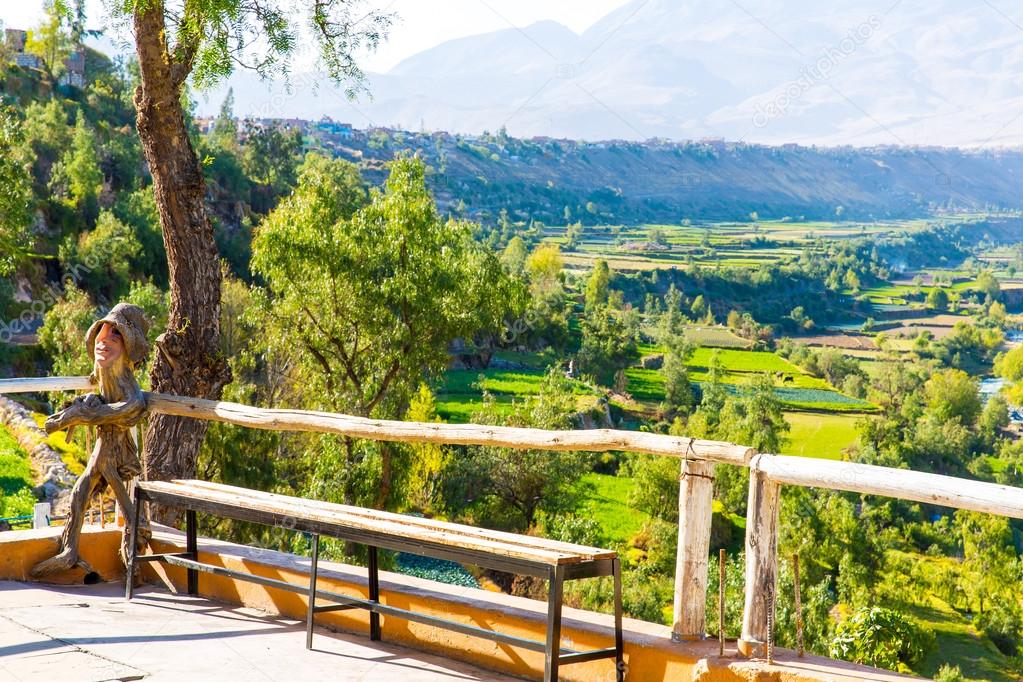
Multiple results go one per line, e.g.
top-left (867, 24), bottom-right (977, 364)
top-left (0, 0), bottom-right (626, 72)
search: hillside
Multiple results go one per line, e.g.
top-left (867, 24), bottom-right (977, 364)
top-left (311, 125), bottom-right (1023, 224)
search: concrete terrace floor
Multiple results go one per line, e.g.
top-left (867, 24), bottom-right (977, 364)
top-left (0, 581), bottom-right (516, 682)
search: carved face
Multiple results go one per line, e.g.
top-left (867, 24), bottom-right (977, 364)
top-left (94, 323), bottom-right (125, 369)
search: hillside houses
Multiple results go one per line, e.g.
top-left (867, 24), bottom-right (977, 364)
top-left (4, 27), bottom-right (85, 87)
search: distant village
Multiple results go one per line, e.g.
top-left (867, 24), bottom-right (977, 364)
top-left (4, 28), bottom-right (85, 88)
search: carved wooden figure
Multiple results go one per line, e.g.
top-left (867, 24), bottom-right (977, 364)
top-left (30, 304), bottom-right (152, 578)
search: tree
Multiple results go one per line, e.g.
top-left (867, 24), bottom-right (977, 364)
top-left (252, 156), bottom-right (514, 506)
top-left (37, 283), bottom-right (96, 376)
top-left (577, 307), bottom-right (638, 387)
top-left (0, 108), bottom-right (34, 276)
top-left (61, 210), bottom-right (142, 300)
top-left (25, 0), bottom-right (73, 82)
top-left (500, 235), bottom-right (528, 276)
top-left (975, 271), bottom-right (1001, 301)
top-left (926, 288), bottom-right (949, 312)
top-left (585, 259), bottom-right (610, 311)
top-left (443, 368), bottom-right (589, 530)
top-left (83, 0), bottom-right (393, 514)
top-left (718, 374), bottom-right (790, 454)
top-left (996, 345), bottom-right (1023, 382)
top-left (924, 369), bottom-right (981, 426)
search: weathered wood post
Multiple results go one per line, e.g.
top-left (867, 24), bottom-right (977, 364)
top-left (671, 456), bottom-right (715, 640)
top-left (738, 453), bottom-right (781, 658)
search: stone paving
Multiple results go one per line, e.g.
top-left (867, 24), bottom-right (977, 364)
top-left (0, 581), bottom-right (516, 681)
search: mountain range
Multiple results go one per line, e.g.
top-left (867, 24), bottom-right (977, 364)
top-left (209, 0), bottom-right (1023, 147)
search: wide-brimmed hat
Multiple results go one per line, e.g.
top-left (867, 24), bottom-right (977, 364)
top-left (85, 303), bottom-right (151, 370)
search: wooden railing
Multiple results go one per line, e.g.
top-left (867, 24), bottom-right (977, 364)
top-left (4, 375), bottom-right (1022, 657)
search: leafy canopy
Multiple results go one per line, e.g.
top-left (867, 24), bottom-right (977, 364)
top-left (251, 155), bottom-right (517, 417)
top-left (104, 0), bottom-right (394, 94)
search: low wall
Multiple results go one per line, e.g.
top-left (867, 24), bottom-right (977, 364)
top-left (0, 526), bottom-right (915, 682)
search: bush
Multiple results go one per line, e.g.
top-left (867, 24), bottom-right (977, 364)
top-left (933, 664), bottom-right (964, 682)
top-left (975, 603), bottom-right (1021, 656)
top-left (829, 607), bottom-right (933, 670)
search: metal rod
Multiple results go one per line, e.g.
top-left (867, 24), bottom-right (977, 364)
top-left (545, 564), bottom-right (566, 682)
top-left (186, 509), bottom-right (198, 595)
top-left (306, 534), bottom-right (319, 649)
top-left (150, 553), bottom-right (584, 656)
top-left (719, 548), bottom-right (725, 657)
top-left (613, 558), bottom-right (624, 682)
top-left (793, 552), bottom-right (804, 657)
top-left (124, 485), bottom-right (142, 600)
top-left (368, 545), bottom-right (381, 641)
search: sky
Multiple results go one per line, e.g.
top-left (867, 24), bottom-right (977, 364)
top-left (0, 0), bottom-right (625, 73)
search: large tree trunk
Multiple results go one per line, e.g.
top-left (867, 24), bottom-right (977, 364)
top-left (133, 3), bottom-right (231, 524)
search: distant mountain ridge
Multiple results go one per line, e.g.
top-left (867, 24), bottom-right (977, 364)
top-left (210, 0), bottom-right (1023, 147)
top-left (310, 126), bottom-right (1023, 224)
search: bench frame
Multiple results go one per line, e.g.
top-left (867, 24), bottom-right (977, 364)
top-left (125, 482), bottom-right (624, 682)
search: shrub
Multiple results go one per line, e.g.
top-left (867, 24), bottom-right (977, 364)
top-left (975, 603), bottom-right (1021, 656)
top-left (829, 607), bottom-right (933, 670)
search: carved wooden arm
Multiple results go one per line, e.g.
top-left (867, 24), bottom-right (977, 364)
top-left (44, 391), bottom-right (148, 433)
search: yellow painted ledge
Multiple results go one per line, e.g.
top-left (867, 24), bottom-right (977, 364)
top-left (1, 526), bottom-right (917, 682)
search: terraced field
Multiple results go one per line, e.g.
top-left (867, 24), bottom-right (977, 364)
top-left (435, 368), bottom-right (599, 423)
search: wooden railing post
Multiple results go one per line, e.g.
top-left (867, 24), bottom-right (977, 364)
top-left (739, 453), bottom-right (780, 657)
top-left (671, 457), bottom-right (715, 640)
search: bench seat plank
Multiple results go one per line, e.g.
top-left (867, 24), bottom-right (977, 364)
top-left (175, 479), bottom-right (615, 560)
top-left (139, 480), bottom-right (614, 566)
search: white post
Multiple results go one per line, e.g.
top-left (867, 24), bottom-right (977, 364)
top-left (33, 502), bottom-right (51, 529)
top-left (672, 458), bottom-right (716, 640)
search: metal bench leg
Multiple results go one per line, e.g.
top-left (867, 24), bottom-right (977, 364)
top-left (124, 485), bottom-right (142, 600)
top-left (613, 558), bottom-right (624, 681)
top-left (545, 565), bottom-right (565, 682)
top-left (186, 509), bottom-right (198, 596)
top-left (368, 546), bottom-right (381, 641)
top-left (306, 534), bottom-right (320, 649)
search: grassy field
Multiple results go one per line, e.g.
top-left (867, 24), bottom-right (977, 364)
top-left (547, 217), bottom-right (953, 272)
top-left (781, 412), bottom-right (860, 459)
top-left (576, 472), bottom-right (651, 546)
top-left (625, 346), bottom-right (874, 413)
top-left (0, 427), bottom-right (36, 519)
top-left (435, 368), bottom-right (598, 423)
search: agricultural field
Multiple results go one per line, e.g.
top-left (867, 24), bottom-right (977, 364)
top-left (435, 368), bottom-right (599, 423)
top-left (781, 412), bottom-right (860, 460)
top-left (546, 217), bottom-right (957, 273)
top-left (575, 472), bottom-right (651, 545)
top-left (625, 347), bottom-right (874, 414)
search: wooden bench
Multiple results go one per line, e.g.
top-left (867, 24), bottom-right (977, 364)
top-left (126, 479), bottom-right (624, 681)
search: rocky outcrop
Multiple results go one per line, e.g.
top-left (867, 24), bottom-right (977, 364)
top-left (0, 396), bottom-right (75, 513)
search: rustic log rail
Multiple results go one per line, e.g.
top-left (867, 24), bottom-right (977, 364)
top-left (5, 375), bottom-right (1023, 659)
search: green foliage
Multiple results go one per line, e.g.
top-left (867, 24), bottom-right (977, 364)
top-left (393, 384), bottom-right (449, 513)
top-left (830, 607), bottom-right (934, 670)
top-left (105, 0), bottom-right (393, 93)
top-left (996, 345), bottom-right (1023, 382)
top-left (926, 287), bottom-right (950, 311)
top-left (36, 283), bottom-right (95, 376)
top-left (584, 259), bottom-right (610, 311)
top-left (924, 369), bottom-right (981, 427)
top-left (0, 108), bottom-right (35, 276)
top-left (442, 367), bottom-right (590, 530)
top-left (933, 664), bottom-right (965, 682)
top-left (578, 306), bottom-right (638, 386)
top-left (253, 155), bottom-right (514, 417)
top-left (61, 211), bottom-right (142, 300)
top-left (627, 454), bottom-right (680, 522)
